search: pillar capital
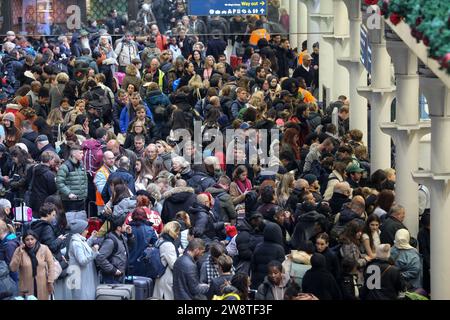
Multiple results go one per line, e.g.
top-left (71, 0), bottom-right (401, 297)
top-left (380, 121), bottom-right (431, 139)
top-left (386, 40), bottom-right (418, 76)
top-left (420, 77), bottom-right (450, 117)
top-left (357, 86), bottom-right (396, 105)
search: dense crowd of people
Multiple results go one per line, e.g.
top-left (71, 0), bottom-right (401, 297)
top-left (0, 0), bottom-right (430, 301)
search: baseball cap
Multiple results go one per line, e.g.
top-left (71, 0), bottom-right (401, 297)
top-left (346, 163), bottom-right (365, 173)
top-left (6, 31), bottom-right (15, 37)
top-left (36, 135), bottom-right (49, 143)
top-left (303, 174), bottom-right (318, 185)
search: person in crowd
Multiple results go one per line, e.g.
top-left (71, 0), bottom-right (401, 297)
top-left (361, 214), bottom-right (381, 259)
top-left (315, 233), bottom-right (340, 280)
top-left (67, 219), bottom-right (99, 300)
top-left (153, 221), bottom-right (180, 300)
top-left (390, 229), bottom-right (422, 291)
top-left (55, 145), bottom-right (88, 212)
top-left (255, 260), bottom-right (291, 300)
top-left (128, 207), bottom-right (158, 276)
top-left (360, 244), bottom-right (403, 300)
top-left (251, 222), bottom-right (285, 290)
top-left (9, 230), bottom-right (56, 300)
top-left (207, 254), bottom-right (235, 299)
top-left (380, 205), bottom-right (408, 246)
top-left (302, 253), bottom-right (342, 300)
top-left (172, 238), bottom-right (209, 300)
top-left (95, 215), bottom-right (135, 284)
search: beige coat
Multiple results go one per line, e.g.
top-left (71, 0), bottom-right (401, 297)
top-left (229, 182), bottom-right (246, 205)
top-left (9, 244), bottom-right (56, 300)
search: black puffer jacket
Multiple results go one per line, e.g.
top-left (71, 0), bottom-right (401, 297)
top-left (291, 210), bottom-right (327, 249)
top-left (251, 222), bottom-right (285, 289)
top-left (161, 187), bottom-right (196, 224)
top-left (30, 220), bottom-right (64, 257)
top-left (188, 202), bottom-right (225, 244)
top-left (28, 163), bottom-right (57, 214)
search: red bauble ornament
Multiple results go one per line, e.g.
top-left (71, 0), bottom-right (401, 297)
top-left (415, 17), bottom-right (423, 26)
top-left (364, 0), bottom-right (378, 5)
top-left (441, 53), bottom-right (450, 69)
top-left (422, 36), bottom-right (430, 47)
top-left (390, 13), bottom-right (402, 25)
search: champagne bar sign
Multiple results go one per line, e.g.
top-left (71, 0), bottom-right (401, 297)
top-left (188, 0), bottom-right (267, 16)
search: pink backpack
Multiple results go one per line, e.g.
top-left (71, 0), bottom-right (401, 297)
top-left (115, 72), bottom-right (126, 86)
top-left (81, 139), bottom-right (103, 176)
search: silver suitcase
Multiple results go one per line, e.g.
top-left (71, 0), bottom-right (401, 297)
top-left (96, 284), bottom-right (135, 300)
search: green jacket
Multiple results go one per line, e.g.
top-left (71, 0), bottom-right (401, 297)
top-left (56, 158), bottom-right (88, 200)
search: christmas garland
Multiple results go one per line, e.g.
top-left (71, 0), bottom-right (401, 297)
top-left (364, 0), bottom-right (450, 74)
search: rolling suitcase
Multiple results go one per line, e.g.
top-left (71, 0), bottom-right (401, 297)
top-left (95, 284), bottom-right (135, 300)
top-left (125, 276), bottom-right (154, 300)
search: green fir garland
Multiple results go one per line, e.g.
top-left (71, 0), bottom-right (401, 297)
top-left (378, 0), bottom-right (450, 74)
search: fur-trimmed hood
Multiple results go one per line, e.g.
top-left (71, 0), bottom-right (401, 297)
top-left (163, 186), bottom-right (195, 199)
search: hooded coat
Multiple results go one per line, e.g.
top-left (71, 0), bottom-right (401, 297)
top-left (161, 187), bottom-right (196, 224)
top-left (251, 222), bottom-right (285, 289)
top-left (68, 233), bottom-right (99, 300)
top-left (0, 260), bottom-right (18, 298)
top-left (255, 273), bottom-right (291, 300)
top-left (302, 253), bottom-right (342, 300)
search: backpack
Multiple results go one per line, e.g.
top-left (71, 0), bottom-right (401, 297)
top-left (86, 87), bottom-right (112, 117)
top-left (137, 240), bottom-right (167, 279)
top-left (81, 139), bottom-right (103, 176)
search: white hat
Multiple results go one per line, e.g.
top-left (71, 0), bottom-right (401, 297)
top-left (15, 143), bottom-right (29, 153)
top-left (0, 198), bottom-right (12, 209)
top-left (394, 229), bottom-right (414, 250)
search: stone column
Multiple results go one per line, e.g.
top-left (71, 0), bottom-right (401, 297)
top-left (381, 39), bottom-right (430, 237)
top-left (303, 0), bottom-right (320, 51)
top-left (323, 0), bottom-right (350, 100)
top-left (414, 78), bottom-right (450, 300)
top-left (297, 1), bottom-right (308, 49)
top-left (357, 23), bottom-right (393, 172)
top-left (289, 0), bottom-right (298, 51)
top-left (316, 0), bottom-right (335, 104)
top-left (338, 0), bottom-right (368, 145)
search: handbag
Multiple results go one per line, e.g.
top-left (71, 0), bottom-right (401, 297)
top-left (51, 257), bottom-right (63, 280)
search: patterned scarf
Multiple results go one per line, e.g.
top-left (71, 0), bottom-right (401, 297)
top-left (235, 178), bottom-right (252, 195)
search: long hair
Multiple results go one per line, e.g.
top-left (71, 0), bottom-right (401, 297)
top-left (363, 214), bottom-right (381, 252)
top-left (111, 184), bottom-right (129, 205)
top-left (47, 108), bottom-right (64, 126)
top-left (339, 220), bottom-right (363, 246)
top-left (232, 165), bottom-right (248, 182)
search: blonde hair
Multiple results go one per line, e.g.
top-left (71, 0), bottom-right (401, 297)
top-left (162, 221), bottom-right (181, 239)
top-left (47, 108), bottom-right (64, 126)
top-left (55, 72), bottom-right (69, 84)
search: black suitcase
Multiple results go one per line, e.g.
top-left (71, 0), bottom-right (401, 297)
top-left (125, 276), bottom-right (154, 300)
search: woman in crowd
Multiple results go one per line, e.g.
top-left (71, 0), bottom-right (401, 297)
top-left (256, 260), bottom-right (291, 300)
top-left (67, 219), bottom-right (99, 300)
top-left (229, 165), bottom-right (253, 207)
top-left (390, 229), bottom-right (422, 291)
top-left (9, 230), bottom-right (56, 300)
top-left (361, 214), bottom-right (381, 259)
top-left (128, 207), bottom-right (158, 276)
top-left (153, 221), bottom-right (180, 300)
top-left (135, 158), bottom-right (154, 191)
top-left (315, 233), bottom-right (340, 280)
top-left (191, 50), bottom-right (205, 76)
top-left (339, 220), bottom-right (371, 283)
